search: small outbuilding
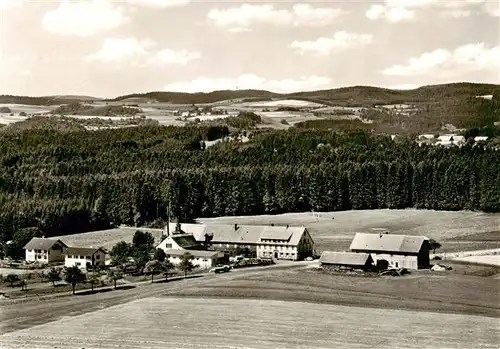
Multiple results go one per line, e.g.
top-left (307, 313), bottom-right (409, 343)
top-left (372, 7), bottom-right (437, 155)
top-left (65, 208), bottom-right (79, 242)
top-left (64, 247), bottom-right (107, 270)
top-left (319, 251), bottom-right (374, 270)
top-left (164, 249), bottom-right (224, 270)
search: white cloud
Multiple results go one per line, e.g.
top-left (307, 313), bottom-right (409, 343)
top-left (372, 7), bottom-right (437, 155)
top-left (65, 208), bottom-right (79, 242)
top-left (381, 43), bottom-right (500, 77)
top-left (290, 31), bottom-right (373, 55)
top-left (366, 4), bottom-right (415, 22)
top-left (366, 0), bottom-right (497, 21)
top-left (42, 0), bottom-right (128, 37)
top-left (0, 0), bottom-right (22, 11)
top-left (126, 0), bottom-right (190, 8)
top-left (86, 38), bottom-right (155, 63)
top-left (86, 38), bottom-right (200, 67)
top-left (207, 3), bottom-right (349, 31)
top-left (291, 4), bottom-right (350, 26)
top-left (165, 74), bottom-right (332, 93)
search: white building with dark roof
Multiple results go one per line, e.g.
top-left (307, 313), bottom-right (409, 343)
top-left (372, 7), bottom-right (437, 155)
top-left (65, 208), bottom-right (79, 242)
top-left (159, 223), bottom-right (314, 261)
top-left (64, 247), bottom-right (107, 270)
top-left (164, 249), bottom-right (224, 270)
top-left (349, 233), bottom-right (430, 270)
top-left (23, 237), bottom-right (68, 263)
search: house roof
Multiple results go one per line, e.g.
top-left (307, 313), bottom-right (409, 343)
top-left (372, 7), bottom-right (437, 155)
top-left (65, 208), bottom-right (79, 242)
top-left (165, 249), bottom-right (222, 259)
top-left (260, 227), bottom-right (293, 241)
top-left (171, 233), bottom-right (202, 249)
top-left (350, 233), bottom-right (428, 254)
top-left (23, 238), bottom-right (67, 250)
top-left (65, 247), bottom-right (106, 256)
top-left (319, 252), bottom-right (372, 266)
top-left (164, 223), bottom-right (308, 246)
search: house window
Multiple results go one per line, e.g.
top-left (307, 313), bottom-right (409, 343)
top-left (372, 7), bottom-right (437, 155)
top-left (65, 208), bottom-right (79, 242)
top-left (86, 256), bottom-right (91, 260)
top-left (166, 243), bottom-right (172, 248)
top-left (80, 256), bottom-right (84, 259)
top-left (96, 255), bottom-right (100, 259)
top-left (76, 262), bottom-right (81, 266)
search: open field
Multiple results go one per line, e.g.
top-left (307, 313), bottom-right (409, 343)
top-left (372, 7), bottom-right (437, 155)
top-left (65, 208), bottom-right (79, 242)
top-left (48, 210), bottom-right (500, 254)
top-left (454, 254), bottom-right (500, 266)
top-left (200, 209), bottom-right (500, 253)
top-left (1, 297), bottom-right (498, 349)
top-left (56, 226), bottom-right (164, 250)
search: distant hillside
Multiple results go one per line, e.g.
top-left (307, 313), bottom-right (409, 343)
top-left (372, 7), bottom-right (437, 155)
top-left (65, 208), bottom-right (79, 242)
top-left (2, 115), bottom-right (87, 132)
top-left (108, 83), bottom-right (500, 106)
top-left (106, 89), bottom-right (280, 104)
top-left (0, 95), bottom-right (100, 106)
top-left (51, 102), bottom-right (142, 116)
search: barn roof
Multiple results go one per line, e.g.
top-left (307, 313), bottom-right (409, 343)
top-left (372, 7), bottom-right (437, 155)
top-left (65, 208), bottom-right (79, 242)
top-left (165, 249), bottom-right (222, 258)
top-left (319, 251), bottom-right (372, 266)
top-left (23, 238), bottom-right (67, 250)
top-left (163, 223), bottom-right (308, 246)
top-left (170, 233), bottom-right (202, 249)
top-left (350, 233), bottom-right (428, 254)
top-left (65, 247), bottom-right (106, 256)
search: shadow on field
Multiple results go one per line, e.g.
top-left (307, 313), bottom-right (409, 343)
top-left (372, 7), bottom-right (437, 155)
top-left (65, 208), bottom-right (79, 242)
top-left (77, 285), bottom-right (136, 296)
top-left (155, 275), bottom-right (204, 284)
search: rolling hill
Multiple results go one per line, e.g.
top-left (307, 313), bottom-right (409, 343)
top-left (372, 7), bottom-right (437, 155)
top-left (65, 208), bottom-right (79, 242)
top-left (105, 83), bottom-right (500, 106)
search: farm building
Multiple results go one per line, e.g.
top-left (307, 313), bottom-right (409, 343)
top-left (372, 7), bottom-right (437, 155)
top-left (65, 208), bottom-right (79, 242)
top-left (64, 247), bottom-right (107, 270)
top-left (159, 223), bottom-right (314, 261)
top-left (349, 233), bottom-right (430, 270)
top-left (319, 252), bottom-right (374, 270)
top-left (156, 224), bottom-right (206, 251)
top-left (164, 249), bottom-right (224, 270)
top-left (23, 238), bottom-right (68, 263)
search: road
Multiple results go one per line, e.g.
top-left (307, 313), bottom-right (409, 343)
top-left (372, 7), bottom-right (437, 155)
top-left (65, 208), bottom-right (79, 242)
top-left (0, 261), bottom-right (311, 335)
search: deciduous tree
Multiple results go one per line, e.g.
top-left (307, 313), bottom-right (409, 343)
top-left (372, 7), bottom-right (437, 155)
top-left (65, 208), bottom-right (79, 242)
top-left (63, 266), bottom-right (86, 295)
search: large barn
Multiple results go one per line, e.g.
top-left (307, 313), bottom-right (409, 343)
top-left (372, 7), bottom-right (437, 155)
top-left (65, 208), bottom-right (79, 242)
top-left (319, 251), bottom-right (374, 270)
top-left (349, 233), bottom-right (430, 270)
top-left (159, 223), bottom-right (314, 261)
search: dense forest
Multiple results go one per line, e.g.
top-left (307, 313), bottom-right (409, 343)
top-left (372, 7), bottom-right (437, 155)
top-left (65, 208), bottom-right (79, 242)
top-left (107, 83), bottom-right (500, 106)
top-left (51, 103), bottom-right (142, 116)
top-left (0, 125), bottom-right (499, 256)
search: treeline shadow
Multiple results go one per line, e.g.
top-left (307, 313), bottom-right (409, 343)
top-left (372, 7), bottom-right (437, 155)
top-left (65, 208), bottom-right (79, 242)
top-left (76, 285), bottom-right (136, 296)
top-left (154, 275), bottom-right (204, 284)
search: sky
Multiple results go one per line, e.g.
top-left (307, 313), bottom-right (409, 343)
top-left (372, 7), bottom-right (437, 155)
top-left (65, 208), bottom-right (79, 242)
top-left (0, 0), bottom-right (499, 98)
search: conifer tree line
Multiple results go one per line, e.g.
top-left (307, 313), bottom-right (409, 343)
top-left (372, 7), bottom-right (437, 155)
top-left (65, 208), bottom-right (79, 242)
top-left (0, 126), bottom-right (499, 245)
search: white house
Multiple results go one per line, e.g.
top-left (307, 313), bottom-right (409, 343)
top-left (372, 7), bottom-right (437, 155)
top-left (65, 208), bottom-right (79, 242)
top-left (349, 233), bottom-right (430, 270)
top-left (163, 249), bottom-right (224, 270)
top-left (23, 238), bottom-right (67, 263)
top-left (156, 230), bottom-right (204, 251)
top-left (64, 247), bottom-right (107, 270)
top-left (160, 223), bottom-right (315, 261)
